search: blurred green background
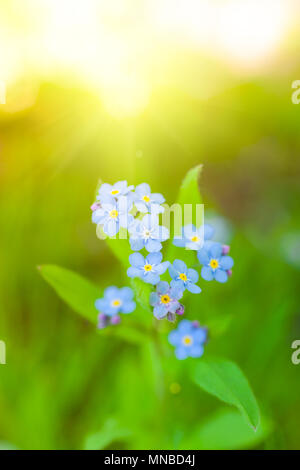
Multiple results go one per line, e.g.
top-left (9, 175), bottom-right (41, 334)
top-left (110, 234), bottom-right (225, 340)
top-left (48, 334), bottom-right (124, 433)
top-left (0, 0), bottom-right (300, 450)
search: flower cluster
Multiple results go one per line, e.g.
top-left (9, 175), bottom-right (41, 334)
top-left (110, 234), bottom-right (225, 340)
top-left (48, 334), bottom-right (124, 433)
top-left (93, 180), bottom-right (234, 360)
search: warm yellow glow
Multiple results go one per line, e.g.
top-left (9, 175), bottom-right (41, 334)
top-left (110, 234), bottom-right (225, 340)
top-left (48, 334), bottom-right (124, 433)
top-left (0, 0), bottom-right (293, 116)
top-left (216, 0), bottom-right (290, 66)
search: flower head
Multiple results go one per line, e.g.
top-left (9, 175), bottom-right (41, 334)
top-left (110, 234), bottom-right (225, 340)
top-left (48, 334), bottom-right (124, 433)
top-left (133, 183), bottom-right (165, 214)
top-left (129, 214), bottom-right (169, 253)
top-left (197, 242), bottom-right (234, 283)
top-left (127, 252), bottom-right (169, 285)
top-left (150, 281), bottom-right (183, 320)
top-left (173, 224), bottom-right (214, 251)
top-left (95, 286), bottom-right (136, 316)
top-left (92, 195), bottom-right (133, 237)
top-left (168, 319), bottom-right (208, 360)
top-left (169, 259), bottom-right (201, 294)
top-left (97, 181), bottom-right (134, 201)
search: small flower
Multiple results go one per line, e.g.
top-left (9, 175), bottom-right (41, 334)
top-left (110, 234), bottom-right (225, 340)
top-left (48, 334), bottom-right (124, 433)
top-left (92, 196), bottom-right (133, 236)
top-left (168, 319), bottom-right (208, 360)
top-left (127, 252), bottom-right (169, 285)
top-left (129, 214), bottom-right (169, 253)
top-left (197, 242), bottom-right (234, 283)
top-left (150, 281), bottom-right (183, 320)
top-left (133, 183), bottom-right (165, 214)
top-left (95, 286), bottom-right (136, 316)
top-left (169, 259), bottom-right (201, 294)
top-left (97, 180), bottom-right (134, 201)
top-left (173, 224), bottom-right (214, 251)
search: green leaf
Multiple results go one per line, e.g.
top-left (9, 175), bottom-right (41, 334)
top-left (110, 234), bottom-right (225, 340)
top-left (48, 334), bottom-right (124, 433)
top-left (130, 278), bottom-right (153, 313)
top-left (180, 408), bottom-right (272, 450)
top-left (83, 418), bottom-right (132, 450)
top-left (190, 358), bottom-right (260, 430)
top-left (166, 164), bottom-right (203, 265)
top-left (38, 265), bottom-right (100, 324)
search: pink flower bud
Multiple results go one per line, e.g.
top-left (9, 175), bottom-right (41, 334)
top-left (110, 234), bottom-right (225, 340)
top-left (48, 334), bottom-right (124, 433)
top-left (222, 245), bottom-right (230, 255)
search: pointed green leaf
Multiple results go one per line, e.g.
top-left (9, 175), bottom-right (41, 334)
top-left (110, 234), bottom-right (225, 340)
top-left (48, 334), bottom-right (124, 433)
top-left (180, 408), bottom-right (272, 450)
top-left (166, 164), bottom-right (203, 265)
top-left (38, 264), bottom-right (100, 323)
top-left (190, 358), bottom-right (260, 430)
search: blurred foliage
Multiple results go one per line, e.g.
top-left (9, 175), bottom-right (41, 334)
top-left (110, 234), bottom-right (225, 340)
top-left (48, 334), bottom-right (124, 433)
top-left (0, 0), bottom-right (300, 450)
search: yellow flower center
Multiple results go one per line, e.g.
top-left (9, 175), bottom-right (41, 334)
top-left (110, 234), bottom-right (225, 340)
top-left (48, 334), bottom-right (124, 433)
top-left (191, 236), bottom-right (199, 243)
top-left (142, 195), bottom-right (150, 202)
top-left (111, 190), bottom-right (119, 195)
top-left (144, 264), bottom-right (153, 272)
top-left (160, 294), bottom-right (171, 304)
top-left (109, 209), bottom-right (119, 219)
top-left (209, 259), bottom-right (219, 269)
top-left (143, 229), bottom-right (151, 239)
top-left (179, 273), bottom-right (187, 281)
top-left (111, 299), bottom-right (121, 307)
top-left (182, 335), bottom-right (193, 346)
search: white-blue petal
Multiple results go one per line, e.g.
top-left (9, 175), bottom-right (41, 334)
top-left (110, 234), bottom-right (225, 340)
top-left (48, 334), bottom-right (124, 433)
top-left (186, 283), bottom-right (201, 294)
top-left (197, 249), bottom-right (210, 265)
top-left (214, 269), bottom-right (228, 283)
top-left (201, 266), bottom-right (214, 281)
top-left (129, 252), bottom-right (144, 267)
top-left (220, 256), bottom-right (234, 270)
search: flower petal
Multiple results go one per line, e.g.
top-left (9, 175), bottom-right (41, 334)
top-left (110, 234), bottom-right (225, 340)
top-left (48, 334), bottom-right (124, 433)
top-left (156, 281), bottom-right (169, 295)
top-left (187, 268), bottom-right (199, 283)
top-left (189, 344), bottom-right (204, 358)
top-left (150, 292), bottom-right (159, 306)
top-left (120, 300), bottom-right (136, 314)
top-left (220, 256), bottom-right (234, 270)
top-left (147, 251), bottom-right (162, 265)
top-left (186, 283), bottom-right (201, 294)
top-left (201, 266), bottom-right (214, 281)
top-left (119, 287), bottom-right (134, 301)
top-left (175, 346), bottom-right (189, 360)
top-left (127, 266), bottom-right (141, 278)
top-left (153, 304), bottom-right (168, 319)
top-left (168, 330), bottom-right (181, 346)
top-left (209, 242), bottom-right (223, 259)
top-left (146, 239), bottom-right (162, 253)
top-left (214, 269), bottom-right (228, 283)
top-left (129, 252), bottom-right (144, 267)
top-left (173, 259), bottom-right (187, 274)
top-left (156, 261), bottom-right (169, 275)
top-left (197, 249), bottom-right (210, 265)
top-left (104, 286), bottom-right (119, 299)
top-left (168, 264), bottom-right (179, 279)
top-left (129, 238), bottom-right (144, 251)
top-left (151, 193), bottom-right (165, 204)
top-left (144, 272), bottom-right (160, 285)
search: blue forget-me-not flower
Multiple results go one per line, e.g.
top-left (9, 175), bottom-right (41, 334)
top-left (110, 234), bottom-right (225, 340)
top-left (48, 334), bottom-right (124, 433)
top-left (168, 319), bottom-right (207, 360)
top-left (197, 241), bottom-right (234, 283)
top-left (97, 180), bottom-right (134, 201)
top-left (129, 214), bottom-right (169, 252)
top-left (92, 195), bottom-right (134, 236)
top-left (127, 252), bottom-right (169, 285)
top-left (95, 286), bottom-right (136, 316)
top-left (169, 259), bottom-right (201, 294)
top-left (173, 224), bottom-right (214, 251)
top-left (132, 183), bottom-right (165, 214)
top-left (150, 281), bottom-right (183, 320)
